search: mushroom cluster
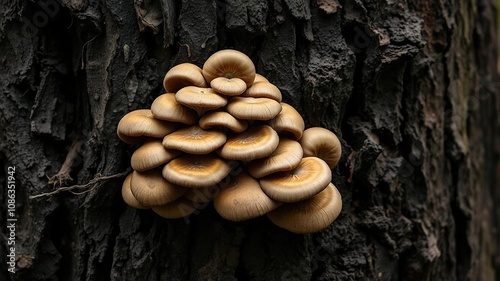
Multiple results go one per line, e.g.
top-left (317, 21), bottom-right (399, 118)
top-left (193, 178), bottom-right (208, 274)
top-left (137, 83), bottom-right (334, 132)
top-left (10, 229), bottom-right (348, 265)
top-left (117, 50), bottom-right (343, 234)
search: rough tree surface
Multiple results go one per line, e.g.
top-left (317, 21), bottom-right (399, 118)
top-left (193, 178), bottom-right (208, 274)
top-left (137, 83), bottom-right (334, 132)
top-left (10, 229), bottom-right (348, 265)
top-left (0, 0), bottom-right (499, 280)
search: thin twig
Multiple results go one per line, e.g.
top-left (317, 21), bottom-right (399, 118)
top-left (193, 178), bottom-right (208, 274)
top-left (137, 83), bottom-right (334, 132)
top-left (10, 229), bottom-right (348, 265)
top-left (29, 171), bottom-right (129, 200)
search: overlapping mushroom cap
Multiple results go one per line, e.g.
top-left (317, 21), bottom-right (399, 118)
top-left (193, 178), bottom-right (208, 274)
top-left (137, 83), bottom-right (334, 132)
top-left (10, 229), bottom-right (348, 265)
top-left (116, 49), bottom-right (344, 234)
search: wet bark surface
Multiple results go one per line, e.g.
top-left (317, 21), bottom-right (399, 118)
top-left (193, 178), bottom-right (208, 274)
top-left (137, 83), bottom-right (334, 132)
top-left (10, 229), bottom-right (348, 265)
top-left (0, 0), bottom-right (499, 280)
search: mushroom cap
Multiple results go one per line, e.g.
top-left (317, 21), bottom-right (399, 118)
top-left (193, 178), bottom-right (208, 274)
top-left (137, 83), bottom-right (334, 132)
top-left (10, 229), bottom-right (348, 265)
top-left (117, 109), bottom-right (177, 144)
top-left (202, 49), bottom-right (256, 87)
top-left (130, 169), bottom-right (187, 207)
top-left (214, 171), bottom-right (282, 221)
top-left (162, 125), bottom-right (227, 154)
top-left (247, 138), bottom-right (303, 178)
top-left (226, 97), bottom-right (282, 121)
top-left (267, 183), bottom-right (342, 234)
top-left (241, 81), bottom-right (282, 102)
top-left (163, 63), bottom-right (207, 93)
top-left (162, 154), bottom-right (232, 188)
top-left (175, 86), bottom-right (227, 114)
top-left (183, 186), bottom-right (218, 203)
top-left (260, 157), bottom-right (332, 203)
top-left (253, 73), bottom-right (269, 83)
top-left (152, 197), bottom-right (199, 219)
top-left (121, 173), bottom-right (148, 209)
top-left (151, 93), bottom-right (198, 125)
top-left (131, 139), bottom-right (181, 172)
top-left (210, 77), bottom-right (247, 96)
top-left (218, 125), bottom-right (280, 161)
top-left (199, 110), bottom-right (248, 133)
top-left (267, 103), bottom-right (305, 140)
top-left (299, 127), bottom-right (342, 169)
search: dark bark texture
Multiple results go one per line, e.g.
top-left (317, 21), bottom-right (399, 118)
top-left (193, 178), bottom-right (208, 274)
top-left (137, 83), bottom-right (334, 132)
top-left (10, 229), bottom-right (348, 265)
top-left (0, 0), bottom-right (499, 280)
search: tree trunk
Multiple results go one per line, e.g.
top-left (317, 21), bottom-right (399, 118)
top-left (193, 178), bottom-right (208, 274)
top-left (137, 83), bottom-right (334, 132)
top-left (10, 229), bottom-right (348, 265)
top-left (1, 0), bottom-right (498, 280)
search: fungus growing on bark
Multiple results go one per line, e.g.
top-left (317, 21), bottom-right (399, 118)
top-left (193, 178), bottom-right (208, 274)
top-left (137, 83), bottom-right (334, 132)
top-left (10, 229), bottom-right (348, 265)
top-left (267, 183), bottom-right (342, 234)
top-left (116, 48), bottom-right (344, 231)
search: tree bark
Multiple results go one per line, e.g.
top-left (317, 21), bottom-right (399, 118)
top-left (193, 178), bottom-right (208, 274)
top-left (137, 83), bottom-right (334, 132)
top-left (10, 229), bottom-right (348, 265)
top-left (0, 0), bottom-right (498, 280)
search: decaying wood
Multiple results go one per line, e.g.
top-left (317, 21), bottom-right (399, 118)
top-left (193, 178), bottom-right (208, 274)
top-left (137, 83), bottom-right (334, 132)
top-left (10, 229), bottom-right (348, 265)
top-left (0, 0), bottom-right (498, 280)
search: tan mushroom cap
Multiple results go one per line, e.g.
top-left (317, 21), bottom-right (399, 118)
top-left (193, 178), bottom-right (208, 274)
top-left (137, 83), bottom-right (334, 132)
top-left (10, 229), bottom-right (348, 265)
top-left (210, 77), bottom-right (247, 96)
top-left (214, 172), bottom-right (282, 221)
top-left (218, 125), bottom-right (279, 161)
top-left (253, 73), bottom-right (269, 83)
top-left (183, 186), bottom-right (218, 203)
top-left (130, 169), bottom-right (187, 207)
top-left (247, 138), bottom-right (303, 178)
top-left (241, 81), bottom-right (282, 102)
top-left (267, 183), bottom-right (342, 234)
top-left (175, 86), bottom-right (227, 115)
top-left (202, 49), bottom-right (256, 87)
top-left (226, 97), bottom-right (282, 121)
top-left (152, 197), bottom-right (199, 219)
top-left (162, 154), bottom-right (232, 188)
top-left (131, 139), bottom-right (181, 172)
top-left (199, 110), bottom-right (248, 133)
top-left (121, 173), bottom-right (148, 209)
top-left (162, 125), bottom-right (227, 154)
top-left (117, 109), bottom-right (177, 144)
top-left (260, 157), bottom-right (332, 203)
top-left (267, 103), bottom-right (305, 140)
top-left (163, 63), bottom-right (207, 93)
top-left (300, 127), bottom-right (342, 169)
top-left (151, 93), bottom-right (198, 125)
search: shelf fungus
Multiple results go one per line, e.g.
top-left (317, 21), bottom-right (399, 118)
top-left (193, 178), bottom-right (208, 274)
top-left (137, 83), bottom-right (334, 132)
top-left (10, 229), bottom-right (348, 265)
top-left (116, 49), bottom-right (344, 234)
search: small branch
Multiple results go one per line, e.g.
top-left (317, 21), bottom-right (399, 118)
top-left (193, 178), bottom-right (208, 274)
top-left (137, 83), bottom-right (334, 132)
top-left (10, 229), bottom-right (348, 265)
top-left (48, 139), bottom-right (85, 187)
top-left (30, 171), bottom-right (129, 200)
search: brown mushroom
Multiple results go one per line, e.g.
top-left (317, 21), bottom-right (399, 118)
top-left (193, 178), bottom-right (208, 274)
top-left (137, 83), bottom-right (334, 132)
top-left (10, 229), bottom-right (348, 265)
top-left (247, 138), bottom-right (303, 178)
top-left (299, 127), bottom-right (342, 169)
top-left (151, 93), bottom-right (198, 125)
top-left (175, 86), bottom-right (227, 115)
top-left (199, 110), bottom-right (248, 133)
top-left (253, 73), bottom-right (269, 83)
top-left (241, 81), bottom-right (282, 102)
top-left (217, 125), bottom-right (279, 161)
top-left (131, 139), bottom-right (181, 172)
top-left (117, 109), bottom-right (177, 144)
top-left (210, 77), bottom-right (248, 96)
top-left (260, 157), bottom-right (331, 203)
top-left (214, 171), bottom-right (282, 221)
top-left (163, 63), bottom-right (207, 93)
top-left (152, 197), bottom-right (199, 219)
top-left (130, 169), bottom-right (186, 207)
top-left (267, 103), bottom-right (305, 140)
top-left (267, 183), bottom-right (342, 234)
top-left (202, 49), bottom-right (256, 87)
top-left (121, 173), bottom-right (148, 209)
top-left (162, 125), bottom-right (227, 154)
top-left (162, 154), bottom-right (232, 188)
top-left (226, 97), bottom-right (282, 121)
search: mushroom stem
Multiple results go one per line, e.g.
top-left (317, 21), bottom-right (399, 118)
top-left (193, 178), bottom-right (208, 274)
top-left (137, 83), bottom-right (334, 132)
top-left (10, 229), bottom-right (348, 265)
top-left (48, 139), bottom-right (85, 187)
